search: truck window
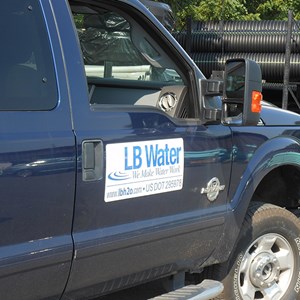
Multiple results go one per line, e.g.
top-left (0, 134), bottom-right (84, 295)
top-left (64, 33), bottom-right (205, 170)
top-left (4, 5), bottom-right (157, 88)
top-left (72, 4), bottom-right (192, 118)
top-left (0, 0), bottom-right (57, 111)
top-left (74, 10), bottom-right (183, 83)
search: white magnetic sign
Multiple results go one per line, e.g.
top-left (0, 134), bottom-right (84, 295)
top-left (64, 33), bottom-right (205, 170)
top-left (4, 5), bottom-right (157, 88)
top-left (105, 138), bottom-right (184, 202)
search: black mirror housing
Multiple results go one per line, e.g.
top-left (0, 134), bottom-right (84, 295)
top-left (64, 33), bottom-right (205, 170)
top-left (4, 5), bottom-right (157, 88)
top-left (222, 58), bottom-right (262, 126)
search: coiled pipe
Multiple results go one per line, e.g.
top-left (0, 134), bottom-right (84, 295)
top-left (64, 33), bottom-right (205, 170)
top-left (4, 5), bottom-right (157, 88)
top-left (193, 20), bottom-right (300, 32)
top-left (191, 52), bottom-right (300, 81)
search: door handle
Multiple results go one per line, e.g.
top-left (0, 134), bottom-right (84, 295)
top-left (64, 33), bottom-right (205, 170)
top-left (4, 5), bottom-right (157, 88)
top-left (82, 140), bottom-right (103, 181)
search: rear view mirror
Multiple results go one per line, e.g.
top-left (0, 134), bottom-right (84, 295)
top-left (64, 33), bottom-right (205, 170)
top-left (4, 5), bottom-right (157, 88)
top-left (223, 59), bottom-right (262, 126)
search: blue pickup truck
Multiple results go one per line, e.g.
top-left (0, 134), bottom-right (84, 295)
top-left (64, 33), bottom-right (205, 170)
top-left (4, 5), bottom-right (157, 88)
top-left (2, 1), bottom-right (300, 299)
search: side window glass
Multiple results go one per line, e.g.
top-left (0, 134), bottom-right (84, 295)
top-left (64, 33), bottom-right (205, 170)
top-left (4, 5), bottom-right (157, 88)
top-left (0, 1), bottom-right (57, 111)
top-left (74, 10), bottom-right (183, 83)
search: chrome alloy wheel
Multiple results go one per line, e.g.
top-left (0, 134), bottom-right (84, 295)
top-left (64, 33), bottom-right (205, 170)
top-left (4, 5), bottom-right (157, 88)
top-left (238, 233), bottom-right (294, 300)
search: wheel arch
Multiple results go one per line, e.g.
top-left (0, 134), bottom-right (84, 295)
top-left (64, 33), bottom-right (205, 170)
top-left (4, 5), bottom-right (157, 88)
top-left (230, 135), bottom-right (300, 226)
top-left (202, 136), bottom-right (300, 267)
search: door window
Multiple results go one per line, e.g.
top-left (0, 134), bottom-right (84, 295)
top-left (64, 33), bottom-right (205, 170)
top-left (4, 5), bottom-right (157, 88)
top-left (74, 9), bottom-right (183, 83)
top-left (72, 4), bottom-right (192, 118)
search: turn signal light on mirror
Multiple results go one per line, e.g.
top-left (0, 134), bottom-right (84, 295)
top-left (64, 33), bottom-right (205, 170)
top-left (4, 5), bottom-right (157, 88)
top-left (251, 91), bottom-right (262, 113)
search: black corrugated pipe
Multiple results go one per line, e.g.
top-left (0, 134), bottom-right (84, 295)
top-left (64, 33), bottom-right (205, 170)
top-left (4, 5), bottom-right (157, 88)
top-left (173, 20), bottom-right (300, 53)
top-left (263, 82), bottom-right (297, 91)
top-left (193, 20), bottom-right (300, 32)
top-left (190, 31), bottom-right (300, 53)
top-left (191, 52), bottom-right (300, 81)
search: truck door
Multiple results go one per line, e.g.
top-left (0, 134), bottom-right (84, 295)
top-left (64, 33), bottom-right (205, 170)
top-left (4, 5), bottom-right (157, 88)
top-left (0, 1), bottom-right (75, 299)
top-left (63, 1), bottom-right (232, 297)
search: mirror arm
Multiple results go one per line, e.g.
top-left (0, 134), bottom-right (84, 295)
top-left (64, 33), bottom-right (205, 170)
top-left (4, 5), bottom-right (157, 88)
top-left (200, 77), bottom-right (223, 123)
top-left (203, 70), bottom-right (224, 96)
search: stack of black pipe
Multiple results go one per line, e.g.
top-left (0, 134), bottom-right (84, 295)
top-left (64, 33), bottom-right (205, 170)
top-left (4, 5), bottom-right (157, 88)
top-left (173, 20), bottom-right (300, 82)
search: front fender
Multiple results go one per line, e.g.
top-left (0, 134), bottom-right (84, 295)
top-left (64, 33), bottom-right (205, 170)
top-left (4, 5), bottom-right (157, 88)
top-left (204, 135), bottom-right (300, 266)
top-left (231, 136), bottom-right (300, 224)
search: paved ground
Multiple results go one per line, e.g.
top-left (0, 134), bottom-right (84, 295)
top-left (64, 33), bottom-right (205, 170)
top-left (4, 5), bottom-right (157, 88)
top-left (96, 280), bottom-right (166, 300)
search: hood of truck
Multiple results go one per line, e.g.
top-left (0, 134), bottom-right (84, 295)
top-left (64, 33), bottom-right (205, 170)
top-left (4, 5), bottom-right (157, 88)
top-left (260, 102), bottom-right (300, 125)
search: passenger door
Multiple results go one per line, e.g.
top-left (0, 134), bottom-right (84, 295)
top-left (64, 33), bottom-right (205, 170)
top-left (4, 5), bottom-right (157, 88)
top-left (65, 1), bottom-right (232, 298)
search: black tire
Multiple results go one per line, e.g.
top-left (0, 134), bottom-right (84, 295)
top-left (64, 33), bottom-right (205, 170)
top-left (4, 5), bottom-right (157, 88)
top-left (210, 202), bottom-right (300, 300)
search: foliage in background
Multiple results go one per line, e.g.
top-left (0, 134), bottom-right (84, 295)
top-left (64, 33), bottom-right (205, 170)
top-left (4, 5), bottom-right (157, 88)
top-left (160, 0), bottom-right (300, 28)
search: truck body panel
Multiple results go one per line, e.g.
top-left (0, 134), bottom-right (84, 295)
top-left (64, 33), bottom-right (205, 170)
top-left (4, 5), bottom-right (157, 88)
top-left (1, 0), bottom-right (300, 299)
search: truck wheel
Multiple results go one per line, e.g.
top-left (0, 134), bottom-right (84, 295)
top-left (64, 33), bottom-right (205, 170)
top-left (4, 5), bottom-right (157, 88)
top-left (212, 202), bottom-right (300, 300)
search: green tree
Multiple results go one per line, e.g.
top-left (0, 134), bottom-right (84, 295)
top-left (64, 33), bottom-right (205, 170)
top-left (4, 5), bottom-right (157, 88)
top-left (256, 0), bottom-right (293, 20)
top-left (160, 0), bottom-right (300, 27)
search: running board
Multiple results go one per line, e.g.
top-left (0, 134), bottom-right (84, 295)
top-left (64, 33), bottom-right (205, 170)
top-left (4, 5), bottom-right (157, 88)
top-left (149, 280), bottom-right (223, 300)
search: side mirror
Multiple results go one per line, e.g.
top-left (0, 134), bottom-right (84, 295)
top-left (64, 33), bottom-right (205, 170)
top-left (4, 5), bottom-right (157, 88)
top-left (222, 59), bottom-right (262, 126)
